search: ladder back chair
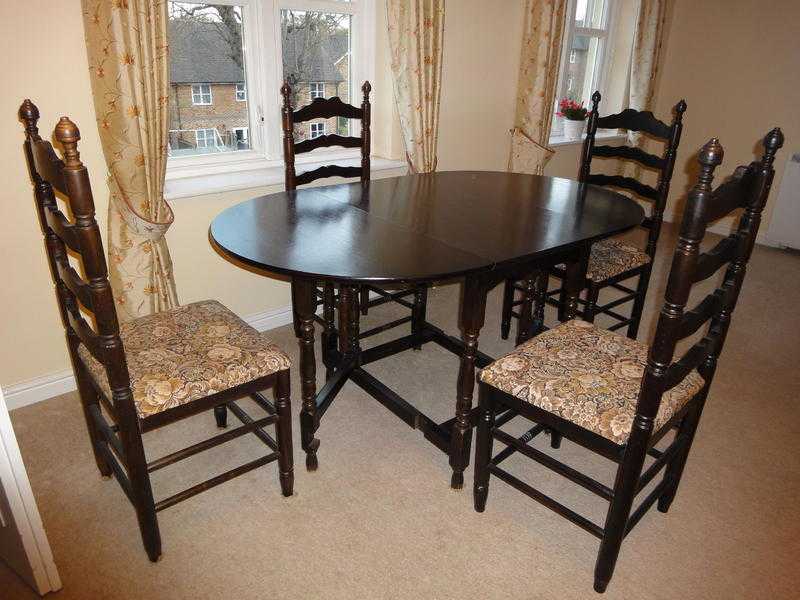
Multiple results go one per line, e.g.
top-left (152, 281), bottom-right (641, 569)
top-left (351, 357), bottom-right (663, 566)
top-left (476, 130), bottom-right (784, 592)
top-left (280, 81), bottom-right (428, 372)
top-left (20, 100), bottom-right (294, 562)
top-left (501, 92), bottom-right (686, 343)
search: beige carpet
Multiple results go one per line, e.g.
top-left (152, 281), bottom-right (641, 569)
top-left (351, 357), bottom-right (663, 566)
top-left (3, 224), bottom-right (799, 599)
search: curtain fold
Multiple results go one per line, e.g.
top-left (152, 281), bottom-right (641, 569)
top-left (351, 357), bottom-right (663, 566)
top-left (621, 0), bottom-right (668, 176)
top-left (508, 0), bottom-right (568, 175)
top-left (82, 0), bottom-right (179, 321)
top-left (386, 0), bottom-right (445, 173)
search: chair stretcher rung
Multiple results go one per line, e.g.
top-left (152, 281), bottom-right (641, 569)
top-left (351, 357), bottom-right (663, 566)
top-left (492, 424), bottom-right (546, 465)
top-left (96, 440), bottom-right (134, 504)
top-left (625, 477), bottom-right (670, 537)
top-left (492, 429), bottom-right (613, 500)
top-left (154, 453), bottom-right (279, 512)
top-left (489, 464), bottom-right (604, 539)
top-left (228, 401), bottom-right (278, 451)
top-left (607, 319), bottom-right (633, 331)
top-left (596, 293), bottom-right (637, 313)
top-left (635, 436), bottom-right (684, 494)
top-left (147, 414), bottom-right (277, 473)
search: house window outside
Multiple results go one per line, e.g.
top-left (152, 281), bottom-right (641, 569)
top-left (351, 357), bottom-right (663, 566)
top-left (195, 128), bottom-right (218, 148)
top-left (551, 0), bottom-right (621, 140)
top-left (310, 122), bottom-right (325, 139)
top-left (233, 127), bottom-right (249, 149)
top-left (235, 82), bottom-right (247, 101)
top-left (166, 1), bottom-right (373, 167)
top-left (191, 83), bottom-right (213, 105)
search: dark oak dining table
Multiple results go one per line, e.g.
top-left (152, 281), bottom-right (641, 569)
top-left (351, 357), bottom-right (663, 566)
top-left (209, 171), bottom-right (644, 488)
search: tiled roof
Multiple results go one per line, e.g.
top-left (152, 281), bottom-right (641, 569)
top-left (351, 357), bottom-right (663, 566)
top-left (169, 19), bottom-right (348, 84)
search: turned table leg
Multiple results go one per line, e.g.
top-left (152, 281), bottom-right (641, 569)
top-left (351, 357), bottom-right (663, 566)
top-left (292, 277), bottom-right (320, 471)
top-left (450, 275), bottom-right (488, 489)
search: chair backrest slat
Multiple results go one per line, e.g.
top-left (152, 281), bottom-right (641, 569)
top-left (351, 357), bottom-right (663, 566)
top-left (584, 174), bottom-right (659, 201)
top-left (631, 129), bottom-right (784, 440)
top-left (281, 81), bottom-right (371, 191)
top-left (595, 108), bottom-right (672, 139)
top-left (591, 144), bottom-right (666, 170)
top-left (19, 99), bottom-right (133, 412)
top-left (579, 92), bottom-right (687, 260)
top-left (294, 133), bottom-right (363, 155)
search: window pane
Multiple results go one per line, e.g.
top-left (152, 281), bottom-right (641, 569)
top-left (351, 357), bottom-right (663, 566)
top-left (168, 2), bottom-right (251, 156)
top-left (281, 9), bottom-right (352, 143)
top-left (565, 34), bottom-right (601, 106)
top-left (575, 0), bottom-right (606, 29)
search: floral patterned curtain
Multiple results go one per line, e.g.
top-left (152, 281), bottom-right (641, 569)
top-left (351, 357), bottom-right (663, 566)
top-left (82, 0), bottom-right (179, 321)
top-left (386, 0), bottom-right (445, 173)
top-left (621, 0), bottom-right (668, 177)
top-left (508, 0), bottom-right (567, 175)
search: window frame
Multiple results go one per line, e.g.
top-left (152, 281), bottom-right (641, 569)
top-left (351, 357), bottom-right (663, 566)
top-left (195, 127), bottom-right (218, 148)
top-left (166, 0), bottom-right (376, 186)
top-left (235, 82), bottom-right (247, 101)
top-left (309, 81), bottom-right (325, 100)
top-left (191, 83), bottom-right (213, 105)
top-left (550, 0), bottom-right (619, 140)
top-left (309, 122), bottom-right (326, 139)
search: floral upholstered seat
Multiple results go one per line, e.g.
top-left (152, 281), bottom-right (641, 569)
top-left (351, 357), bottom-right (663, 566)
top-left (78, 300), bottom-right (291, 418)
top-left (479, 319), bottom-right (705, 445)
top-left (585, 238), bottom-right (651, 283)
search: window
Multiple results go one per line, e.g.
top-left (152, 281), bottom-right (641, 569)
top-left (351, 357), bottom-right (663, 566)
top-left (309, 82), bottom-right (325, 100)
top-left (309, 122), bottom-right (325, 139)
top-left (550, 0), bottom-right (633, 141)
top-left (235, 82), bottom-right (247, 101)
top-left (165, 0), bottom-right (375, 175)
top-left (233, 127), bottom-right (249, 149)
top-left (191, 83), bottom-right (213, 105)
top-left (195, 128), bottom-right (218, 148)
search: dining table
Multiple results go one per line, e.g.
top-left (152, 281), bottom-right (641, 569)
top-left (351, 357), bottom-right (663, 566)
top-left (209, 171), bottom-right (644, 489)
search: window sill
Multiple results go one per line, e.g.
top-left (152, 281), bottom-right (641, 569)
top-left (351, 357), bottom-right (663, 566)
top-left (548, 131), bottom-right (628, 148)
top-left (164, 153), bottom-right (408, 201)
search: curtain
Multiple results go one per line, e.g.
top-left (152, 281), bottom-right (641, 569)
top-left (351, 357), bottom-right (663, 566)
top-left (508, 0), bottom-right (568, 175)
top-left (621, 0), bottom-right (668, 176)
top-left (82, 0), bottom-right (179, 321)
top-left (386, 0), bottom-right (445, 173)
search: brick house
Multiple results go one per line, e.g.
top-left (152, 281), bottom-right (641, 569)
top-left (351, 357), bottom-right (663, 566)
top-left (168, 19), bottom-right (350, 156)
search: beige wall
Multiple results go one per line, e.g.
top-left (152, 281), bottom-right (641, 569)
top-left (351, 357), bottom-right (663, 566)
top-left (2, 0), bottom-right (798, 391)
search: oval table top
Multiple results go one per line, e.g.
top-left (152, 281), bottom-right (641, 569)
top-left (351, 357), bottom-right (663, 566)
top-left (209, 171), bottom-right (644, 283)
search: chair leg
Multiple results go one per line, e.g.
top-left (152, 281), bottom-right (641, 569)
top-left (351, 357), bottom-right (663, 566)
top-left (360, 286), bottom-right (369, 316)
top-left (515, 276), bottom-right (536, 346)
top-left (411, 285), bottom-right (428, 350)
top-left (594, 432), bottom-right (649, 593)
top-left (70, 346), bottom-right (112, 478)
top-left (473, 383), bottom-right (495, 512)
top-left (584, 283), bottom-right (600, 323)
top-left (531, 270), bottom-right (548, 337)
top-left (118, 407), bottom-right (162, 562)
top-left (214, 404), bottom-right (227, 428)
top-left (549, 430), bottom-right (562, 449)
top-left (627, 268), bottom-right (652, 340)
top-left (274, 370), bottom-right (294, 497)
top-left (500, 278), bottom-right (515, 340)
top-left (658, 393), bottom-right (708, 513)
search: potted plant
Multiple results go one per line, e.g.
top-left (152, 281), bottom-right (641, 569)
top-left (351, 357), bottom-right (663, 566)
top-left (557, 98), bottom-right (589, 140)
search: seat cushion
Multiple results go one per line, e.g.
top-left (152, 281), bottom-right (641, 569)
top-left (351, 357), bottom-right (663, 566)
top-left (78, 300), bottom-right (291, 419)
top-left (479, 319), bottom-right (705, 445)
top-left (585, 239), bottom-right (651, 283)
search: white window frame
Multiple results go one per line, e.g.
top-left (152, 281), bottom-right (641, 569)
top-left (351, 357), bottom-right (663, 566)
top-left (550, 0), bottom-right (619, 141)
top-left (235, 82), bottom-right (247, 101)
top-left (191, 83), bottom-right (213, 105)
top-left (166, 0), bottom-right (380, 199)
top-left (233, 126), bottom-right (250, 145)
top-left (309, 122), bottom-right (325, 139)
top-left (195, 128), bottom-right (218, 148)
top-left (309, 81), bottom-right (325, 100)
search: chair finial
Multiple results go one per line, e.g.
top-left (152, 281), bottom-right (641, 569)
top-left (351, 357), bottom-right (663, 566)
top-left (762, 127), bottom-right (784, 165)
top-left (675, 99), bottom-right (687, 115)
top-left (55, 116), bottom-right (82, 167)
top-left (19, 99), bottom-right (40, 137)
top-left (362, 80), bottom-right (372, 98)
top-left (698, 138), bottom-right (723, 168)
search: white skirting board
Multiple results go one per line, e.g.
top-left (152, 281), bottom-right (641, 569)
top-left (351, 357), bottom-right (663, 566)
top-left (4, 303), bottom-right (296, 411)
